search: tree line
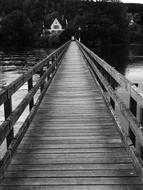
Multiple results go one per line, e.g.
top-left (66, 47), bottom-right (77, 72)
top-left (0, 0), bottom-right (129, 47)
top-left (126, 3), bottom-right (143, 43)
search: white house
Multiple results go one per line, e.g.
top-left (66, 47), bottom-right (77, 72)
top-left (48, 18), bottom-right (64, 33)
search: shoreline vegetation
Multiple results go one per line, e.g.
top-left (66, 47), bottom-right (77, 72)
top-left (0, 1), bottom-right (142, 49)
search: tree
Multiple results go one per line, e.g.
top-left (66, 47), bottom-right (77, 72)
top-left (1, 10), bottom-right (33, 46)
top-left (23, 0), bottom-right (32, 17)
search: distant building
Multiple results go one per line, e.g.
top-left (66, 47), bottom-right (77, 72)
top-left (127, 13), bottom-right (140, 27)
top-left (49, 18), bottom-right (64, 33)
top-left (41, 17), bottom-right (67, 36)
top-left (129, 18), bottom-right (134, 26)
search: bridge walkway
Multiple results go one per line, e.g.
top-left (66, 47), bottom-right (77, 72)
top-left (0, 41), bottom-right (142, 189)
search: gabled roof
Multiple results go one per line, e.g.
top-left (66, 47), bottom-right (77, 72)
top-left (45, 16), bottom-right (67, 29)
top-left (51, 19), bottom-right (62, 28)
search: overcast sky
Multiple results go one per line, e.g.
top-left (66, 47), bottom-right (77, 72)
top-left (122, 0), bottom-right (143, 3)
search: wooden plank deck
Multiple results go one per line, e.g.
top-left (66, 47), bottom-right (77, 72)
top-left (0, 41), bottom-right (143, 189)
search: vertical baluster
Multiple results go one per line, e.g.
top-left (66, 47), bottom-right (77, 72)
top-left (49, 58), bottom-right (53, 79)
top-left (140, 145), bottom-right (143, 160)
top-left (28, 77), bottom-right (34, 111)
top-left (129, 84), bottom-right (138, 118)
top-left (51, 56), bottom-right (55, 74)
top-left (139, 108), bottom-right (143, 126)
top-left (129, 127), bottom-right (136, 147)
top-left (55, 54), bottom-right (58, 68)
top-left (110, 97), bottom-right (115, 110)
top-left (4, 97), bottom-right (13, 148)
top-left (52, 56), bottom-right (54, 63)
top-left (40, 68), bottom-right (44, 92)
top-left (47, 60), bottom-right (50, 81)
top-left (129, 97), bottom-right (137, 117)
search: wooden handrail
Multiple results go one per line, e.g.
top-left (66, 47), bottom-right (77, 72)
top-left (0, 40), bottom-right (70, 177)
top-left (0, 42), bottom-right (70, 106)
top-left (77, 40), bottom-right (143, 174)
top-left (77, 42), bottom-right (143, 108)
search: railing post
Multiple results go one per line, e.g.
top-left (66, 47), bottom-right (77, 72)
top-left (129, 84), bottom-right (138, 118)
top-left (55, 53), bottom-right (58, 68)
top-left (129, 97), bottom-right (137, 117)
top-left (4, 97), bottom-right (13, 148)
top-left (47, 60), bottom-right (50, 81)
top-left (28, 77), bottom-right (34, 111)
top-left (139, 108), bottom-right (143, 126)
top-left (129, 127), bottom-right (136, 146)
top-left (40, 68), bottom-right (44, 92)
top-left (52, 56), bottom-right (54, 64)
top-left (110, 97), bottom-right (115, 110)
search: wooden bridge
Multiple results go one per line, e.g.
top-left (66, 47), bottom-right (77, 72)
top-left (0, 41), bottom-right (143, 189)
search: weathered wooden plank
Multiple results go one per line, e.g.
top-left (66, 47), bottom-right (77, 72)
top-left (13, 152), bottom-right (129, 159)
top-left (18, 143), bottom-right (124, 149)
top-left (5, 169), bottom-right (137, 178)
top-left (20, 139), bottom-right (123, 145)
top-left (22, 136), bottom-right (121, 141)
top-left (0, 177), bottom-right (141, 185)
top-left (16, 147), bottom-right (126, 154)
top-left (26, 127), bottom-right (118, 132)
top-left (7, 163), bottom-right (135, 171)
top-left (29, 123), bottom-right (115, 128)
top-left (25, 130), bottom-right (119, 136)
top-left (24, 132), bottom-right (119, 137)
top-left (11, 157), bottom-right (132, 165)
top-left (0, 185), bottom-right (143, 190)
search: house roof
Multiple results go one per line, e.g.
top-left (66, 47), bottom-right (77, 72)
top-left (44, 16), bottom-right (67, 29)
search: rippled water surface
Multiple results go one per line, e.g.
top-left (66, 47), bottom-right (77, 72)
top-left (0, 48), bottom-right (51, 89)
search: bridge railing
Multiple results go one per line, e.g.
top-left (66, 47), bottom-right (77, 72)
top-left (0, 40), bottom-right (70, 177)
top-left (77, 40), bottom-right (143, 175)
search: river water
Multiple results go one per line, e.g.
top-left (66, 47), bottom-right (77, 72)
top-left (0, 48), bottom-right (51, 89)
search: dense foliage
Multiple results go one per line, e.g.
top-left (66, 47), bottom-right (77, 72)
top-left (0, 0), bottom-right (129, 47)
top-left (126, 3), bottom-right (143, 42)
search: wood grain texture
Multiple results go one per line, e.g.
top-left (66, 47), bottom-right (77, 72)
top-left (0, 41), bottom-right (142, 189)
